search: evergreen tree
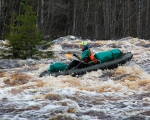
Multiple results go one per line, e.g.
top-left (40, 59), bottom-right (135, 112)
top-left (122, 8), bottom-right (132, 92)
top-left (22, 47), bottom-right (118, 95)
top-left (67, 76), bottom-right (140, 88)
top-left (1, 0), bottom-right (53, 59)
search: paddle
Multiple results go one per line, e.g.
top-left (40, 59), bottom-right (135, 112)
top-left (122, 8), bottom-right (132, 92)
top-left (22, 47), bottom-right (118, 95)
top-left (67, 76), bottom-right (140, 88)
top-left (65, 54), bottom-right (73, 59)
top-left (65, 54), bottom-right (81, 60)
top-left (65, 54), bottom-right (95, 64)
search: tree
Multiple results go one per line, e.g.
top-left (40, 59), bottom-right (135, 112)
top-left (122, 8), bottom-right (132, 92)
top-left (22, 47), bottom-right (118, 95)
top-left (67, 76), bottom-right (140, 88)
top-left (1, 0), bottom-right (150, 40)
top-left (2, 0), bottom-right (52, 59)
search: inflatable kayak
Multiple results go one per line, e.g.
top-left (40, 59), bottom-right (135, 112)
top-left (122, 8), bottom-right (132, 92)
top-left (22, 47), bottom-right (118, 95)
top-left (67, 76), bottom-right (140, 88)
top-left (39, 52), bottom-right (133, 77)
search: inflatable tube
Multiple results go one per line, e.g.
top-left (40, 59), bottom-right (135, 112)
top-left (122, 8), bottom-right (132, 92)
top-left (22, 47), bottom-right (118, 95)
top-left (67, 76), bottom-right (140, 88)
top-left (39, 52), bottom-right (133, 77)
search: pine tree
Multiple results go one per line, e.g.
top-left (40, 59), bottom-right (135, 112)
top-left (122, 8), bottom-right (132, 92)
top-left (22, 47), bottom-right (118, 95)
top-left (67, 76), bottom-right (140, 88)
top-left (1, 0), bottom-right (53, 59)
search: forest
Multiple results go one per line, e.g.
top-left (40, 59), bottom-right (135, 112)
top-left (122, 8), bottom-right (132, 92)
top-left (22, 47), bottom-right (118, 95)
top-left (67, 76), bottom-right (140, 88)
top-left (0, 0), bottom-right (150, 40)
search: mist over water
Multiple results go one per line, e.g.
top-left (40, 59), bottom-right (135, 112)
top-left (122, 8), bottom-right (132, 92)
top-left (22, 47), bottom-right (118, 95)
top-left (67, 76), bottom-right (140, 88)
top-left (0, 36), bottom-right (150, 120)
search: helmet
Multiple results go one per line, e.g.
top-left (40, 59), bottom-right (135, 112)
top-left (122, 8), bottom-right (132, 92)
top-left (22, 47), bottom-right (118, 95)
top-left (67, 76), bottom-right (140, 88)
top-left (81, 41), bottom-right (89, 50)
top-left (81, 41), bottom-right (88, 46)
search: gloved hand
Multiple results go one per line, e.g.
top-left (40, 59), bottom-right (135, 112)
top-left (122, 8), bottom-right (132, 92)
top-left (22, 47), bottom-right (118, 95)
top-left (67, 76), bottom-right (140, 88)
top-left (73, 54), bottom-right (77, 57)
top-left (73, 54), bottom-right (81, 60)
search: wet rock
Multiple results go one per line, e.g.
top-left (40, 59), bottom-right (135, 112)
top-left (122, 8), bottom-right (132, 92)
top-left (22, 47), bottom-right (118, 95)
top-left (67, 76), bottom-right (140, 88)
top-left (0, 59), bottom-right (20, 69)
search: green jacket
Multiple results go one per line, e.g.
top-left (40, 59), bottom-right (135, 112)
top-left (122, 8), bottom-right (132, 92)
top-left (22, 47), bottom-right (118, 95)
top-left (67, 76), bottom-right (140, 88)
top-left (81, 49), bottom-right (91, 60)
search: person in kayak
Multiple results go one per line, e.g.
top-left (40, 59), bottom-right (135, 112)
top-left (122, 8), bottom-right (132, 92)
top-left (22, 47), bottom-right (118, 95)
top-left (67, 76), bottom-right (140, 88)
top-left (68, 41), bottom-right (99, 70)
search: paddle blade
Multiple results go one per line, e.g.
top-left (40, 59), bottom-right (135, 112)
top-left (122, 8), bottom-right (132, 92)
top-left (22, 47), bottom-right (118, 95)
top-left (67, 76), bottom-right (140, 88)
top-left (65, 54), bottom-right (73, 58)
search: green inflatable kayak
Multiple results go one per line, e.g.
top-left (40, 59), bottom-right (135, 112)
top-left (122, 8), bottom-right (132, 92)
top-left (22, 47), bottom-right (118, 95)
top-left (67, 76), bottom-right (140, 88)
top-left (39, 52), bottom-right (133, 77)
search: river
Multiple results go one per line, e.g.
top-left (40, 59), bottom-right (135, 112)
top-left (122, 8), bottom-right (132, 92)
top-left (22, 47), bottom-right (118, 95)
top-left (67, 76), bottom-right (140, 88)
top-left (0, 36), bottom-right (150, 120)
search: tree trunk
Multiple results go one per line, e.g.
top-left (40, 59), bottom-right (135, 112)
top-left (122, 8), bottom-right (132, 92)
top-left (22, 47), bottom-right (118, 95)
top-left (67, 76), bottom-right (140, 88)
top-left (36, 0), bottom-right (39, 24)
top-left (40, 0), bottom-right (44, 27)
top-left (103, 0), bottom-right (110, 39)
top-left (146, 0), bottom-right (149, 39)
top-left (84, 0), bottom-right (89, 38)
top-left (65, 0), bottom-right (71, 35)
top-left (113, 0), bottom-right (116, 38)
top-left (127, 0), bottom-right (130, 36)
top-left (137, 0), bottom-right (141, 38)
top-left (122, 0), bottom-right (125, 37)
top-left (44, 1), bottom-right (51, 35)
top-left (94, 1), bottom-right (100, 39)
top-left (0, 0), bottom-right (4, 38)
top-left (72, 0), bottom-right (76, 35)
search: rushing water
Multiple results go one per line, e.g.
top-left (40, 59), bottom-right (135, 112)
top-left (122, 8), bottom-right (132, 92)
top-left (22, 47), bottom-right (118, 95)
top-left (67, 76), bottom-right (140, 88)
top-left (0, 36), bottom-right (150, 120)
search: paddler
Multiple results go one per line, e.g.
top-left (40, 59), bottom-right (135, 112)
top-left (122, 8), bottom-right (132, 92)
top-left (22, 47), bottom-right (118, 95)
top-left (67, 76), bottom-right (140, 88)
top-left (68, 41), bottom-right (99, 70)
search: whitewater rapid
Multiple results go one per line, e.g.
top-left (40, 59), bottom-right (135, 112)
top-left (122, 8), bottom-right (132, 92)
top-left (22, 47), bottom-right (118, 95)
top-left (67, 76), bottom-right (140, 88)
top-left (0, 36), bottom-right (150, 120)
